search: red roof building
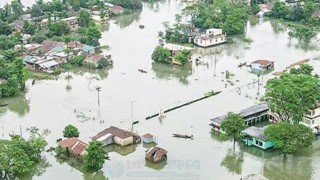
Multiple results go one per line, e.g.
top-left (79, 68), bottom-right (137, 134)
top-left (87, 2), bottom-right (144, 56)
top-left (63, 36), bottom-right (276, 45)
top-left (58, 137), bottom-right (88, 156)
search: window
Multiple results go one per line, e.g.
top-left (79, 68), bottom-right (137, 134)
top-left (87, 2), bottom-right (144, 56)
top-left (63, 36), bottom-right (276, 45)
top-left (255, 140), bottom-right (263, 146)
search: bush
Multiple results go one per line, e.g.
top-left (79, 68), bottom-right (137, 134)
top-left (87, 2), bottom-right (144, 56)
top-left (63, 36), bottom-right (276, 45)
top-left (63, 124), bottom-right (79, 138)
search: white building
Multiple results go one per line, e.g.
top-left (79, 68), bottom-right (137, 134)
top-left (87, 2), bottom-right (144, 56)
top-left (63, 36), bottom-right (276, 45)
top-left (61, 17), bottom-right (79, 31)
top-left (301, 103), bottom-right (320, 134)
top-left (194, 28), bottom-right (226, 47)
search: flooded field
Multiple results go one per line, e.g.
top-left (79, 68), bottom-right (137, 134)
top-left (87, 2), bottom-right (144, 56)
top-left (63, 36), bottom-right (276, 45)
top-left (1, 0), bottom-right (320, 179)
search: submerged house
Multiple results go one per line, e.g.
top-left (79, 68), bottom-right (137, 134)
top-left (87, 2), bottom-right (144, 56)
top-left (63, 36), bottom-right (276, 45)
top-left (145, 147), bottom-right (167, 163)
top-left (57, 137), bottom-right (88, 158)
top-left (193, 28), bottom-right (226, 47)
top-left (250, 60), bottom-right (274, 73)
top-left (142, 133), bottom-right (155, 144)
top-left (92, 126), bottom-right (140, 146)
top-left (300, 103), bottom-right (320, 134)
top-left (241, 126), bottom-right (274, 150)
top-left (211, 102), bottom-right (270, 133)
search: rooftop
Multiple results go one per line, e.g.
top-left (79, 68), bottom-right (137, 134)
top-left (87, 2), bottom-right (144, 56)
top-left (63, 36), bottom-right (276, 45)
top-left (240, 102), bottom-right (269, 118)
top-left (241, 126), bottom-right (268, 141)
top-left (92, 126), bottom-right (135, 140)
top-left (251, 60), bottom-right (274, 66)
top-left (143, 133), bottom-right (153, 139)
top-left (58, 137), bottom-right (88, 155)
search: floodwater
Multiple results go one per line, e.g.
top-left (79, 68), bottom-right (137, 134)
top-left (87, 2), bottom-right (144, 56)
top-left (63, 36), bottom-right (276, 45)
top-left (1, 0), bottom-right (320, 180)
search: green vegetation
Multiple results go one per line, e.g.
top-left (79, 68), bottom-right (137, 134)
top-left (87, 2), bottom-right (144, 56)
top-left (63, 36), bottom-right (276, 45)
top-left (109, 0), bottom-right (143, 10)
top-left (0, 51), bottom-right (29, 98)
top-left (173, 49), bottom-right (191, 65)
top-left (265, 0), bottom-right (320, 41)
top-left (0, 127), bottom-right (49, 178)
top-left (79, 9), bottom-right (91, 27)
top-left (63, 124), bottom-right (80, 138)
top-left (182, 1), bottom-right (250, 35)
top-left (221, 112), bottom-right (246, 147)
top-left (265, 64), bottom-right (320, 123)
top-left (49, 21), bottom-right (70, 36)
top-left (151, 46), bottom-right (171, 64)
top-left (84, 141), bottom-right (108, 172)
top-left (78, 25), bottom-right (102, 46)
top-left (69, 55), bottom-right (85, 66)
top-left (265, 122), bottom-right (314, 154)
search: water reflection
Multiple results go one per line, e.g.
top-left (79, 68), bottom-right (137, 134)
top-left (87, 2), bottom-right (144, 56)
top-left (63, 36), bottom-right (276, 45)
top-left (0, 93), bottom-right (30, 117)
top-left (270, 21), bottom-right (288, 34)
top-left (151, 63), bottom-right (191, 85)
top-left (112, 11), bottom-right (142, 29)
top-left (144, 1), bottom-right (166, 12)
top-left (220, 150), bottom-right (244, 175)
top-left (193, 44), bottom-right (225, 56)
top-left (17, 158), bottom-right (51, 180)
top-left (145, 159), bottom-right (167, 170)
top-left (83, 171), bottom-right (108, 180)
top-left (73, 67), bottom-right (110, 80)
top-left (263, 155), bottom-right (313, 180)
top-left (104, 144), bottom-right (138, 156)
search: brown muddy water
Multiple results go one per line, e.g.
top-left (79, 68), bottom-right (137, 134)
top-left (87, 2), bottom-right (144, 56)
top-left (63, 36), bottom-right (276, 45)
top-left (1, 0), bottom-right (320, 180)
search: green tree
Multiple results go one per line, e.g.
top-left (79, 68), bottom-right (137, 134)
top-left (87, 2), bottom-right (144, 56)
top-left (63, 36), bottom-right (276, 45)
top-left (33, 32), bottom-right (47, 43)
top-left (84, 141), bottom-right (108, 172)
top-left (97, 57), bottom-right (111, 68)
top-left (0, 21), bottom-right (12, 35)
top-left (174, 49), bottom-right (191, 65)
top-left (79, 9), bottom-right (91, 27)
top-left (269, 1), bottom-right (289, 19)
top-left (151, 46), bottom-right (171, 64)
top-left (221, 112), bottom-right (246, 147)
top-left (63, 124), bottom-right (80, 138)
top-left (79, 25), bottom-right (102, 46)
top-left (49, 21), bottom-right (70, 36)
top-left (109, 0), bottom-right (143, 10)
top-left (69, 55), bottom-right (85, 66)
top-left (265, 73), bottom-right (320, 123)
top-left (289, 64), bottom-right (314, 76)
top-left (265, 122), bottom-right (314, 154)
top-left (0, 127), bottom-right (49, 178)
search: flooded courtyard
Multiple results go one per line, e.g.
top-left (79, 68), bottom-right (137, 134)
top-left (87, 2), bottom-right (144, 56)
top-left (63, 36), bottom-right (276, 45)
top-left (1, 0), bottom-right (320, 179)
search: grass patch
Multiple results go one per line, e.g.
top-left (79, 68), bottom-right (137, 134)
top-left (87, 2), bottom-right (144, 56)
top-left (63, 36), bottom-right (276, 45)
top-left (29, 71), bottom-right (56, 80)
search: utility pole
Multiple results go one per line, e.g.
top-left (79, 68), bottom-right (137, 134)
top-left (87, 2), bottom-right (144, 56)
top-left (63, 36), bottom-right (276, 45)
top-left (96, 87), bottom-right (101, 106)
top-left (131, 100), bottom-right (134, 131)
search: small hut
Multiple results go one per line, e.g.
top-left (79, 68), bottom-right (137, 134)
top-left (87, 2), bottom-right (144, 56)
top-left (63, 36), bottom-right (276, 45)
top-left (145, 147), bottom-right (167, 163)
top-left (142, 133), bottom-right (154, 144)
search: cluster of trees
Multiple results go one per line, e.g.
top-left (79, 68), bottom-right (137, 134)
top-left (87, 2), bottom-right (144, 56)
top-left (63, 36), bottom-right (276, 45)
top-left (109, 0), bottom-right (143, 10)
top-left (182, 1), bottom-right (250, 35)
top-left (0, 127), bottom-right (49, 179)
top-left (265, 64), bottom-right (320, 124)
top-left (221, 64), bottom-right (319, 154)
top-left (151, 46), bottom-right (171, 64)
top-left (264, 64), bottom-right (319, 154)
top-left (266, 0), bottom-right (320, 41)
top-left (0, 50), bottom-right (29, 98)
top-left (0, 0), bottom-right (24, 23)
top-left (151, 46), bottom-right (191, 66)
top-left (57, 125), bottom-right (108, 172)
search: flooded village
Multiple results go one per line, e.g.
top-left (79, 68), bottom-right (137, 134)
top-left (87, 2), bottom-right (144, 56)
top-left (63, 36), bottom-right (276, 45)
top-left (0, 0), bottom-right (320, 180)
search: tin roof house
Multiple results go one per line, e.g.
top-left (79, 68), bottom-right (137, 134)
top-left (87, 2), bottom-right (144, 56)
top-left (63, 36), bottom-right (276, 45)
top-left (250, 60), bottom-right (274, 73)
top-left (92, 126), bottom-right (140, 146)
top-left (211, 102), bottom-right (270, 133)
top-left (145, 147), bottom-right (167, 163)
top-left (57, 137), bottom-right (88, 158)
top-left (193, 28), bottom-right (226, 47)
top-left (240, 126), bottom-right (274, 150)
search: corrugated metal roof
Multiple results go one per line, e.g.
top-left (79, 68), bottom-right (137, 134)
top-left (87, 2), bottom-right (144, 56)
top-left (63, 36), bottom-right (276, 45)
top-left (39, 60), bottom-right (59, 68)
top-left (241, 126), bottom-right (268, 141)
top-left (240, 102), bottom-right (269, 118)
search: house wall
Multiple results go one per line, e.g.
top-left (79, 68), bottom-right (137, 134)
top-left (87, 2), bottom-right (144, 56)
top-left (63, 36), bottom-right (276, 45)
top-left (252, 138), bottom-right (274, 150)
top-left (114, 136), bottom-right (134, 146)
top-left (194, 35), bottom-right (226, 47)
top-left (142, 137), bottom-right (153, 143)
top-left (98, 136), bottom-right (114, 146)
top-left (301, 107), bottom-right (320, 133)
top-left (251, 63), bottom-right (264, 71)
